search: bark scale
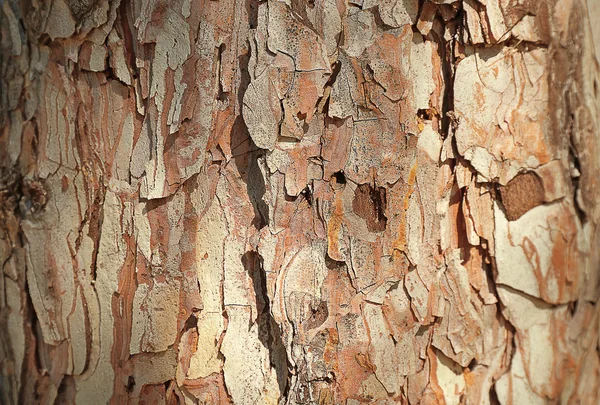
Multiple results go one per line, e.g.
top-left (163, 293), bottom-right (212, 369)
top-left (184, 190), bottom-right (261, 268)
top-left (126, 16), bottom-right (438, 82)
top-left (0, 0), bottom-right (599, 404)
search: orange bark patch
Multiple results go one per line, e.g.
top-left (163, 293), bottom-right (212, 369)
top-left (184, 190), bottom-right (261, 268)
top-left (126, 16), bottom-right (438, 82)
top-left (392, 162), bottom-right (418, 253)
top-left (327, 195), bottom-right (345, 260)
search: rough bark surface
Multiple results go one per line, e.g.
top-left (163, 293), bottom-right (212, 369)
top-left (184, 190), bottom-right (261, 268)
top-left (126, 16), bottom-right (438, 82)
top-left (1, 0), bottom-right (600, 404)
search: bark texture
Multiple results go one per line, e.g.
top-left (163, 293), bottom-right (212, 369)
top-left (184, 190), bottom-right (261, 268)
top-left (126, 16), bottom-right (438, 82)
top-left (1, 0), bottom-right (600, 404)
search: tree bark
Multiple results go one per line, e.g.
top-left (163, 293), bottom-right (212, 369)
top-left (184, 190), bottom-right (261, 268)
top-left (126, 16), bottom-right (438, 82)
top-left (1, 0), bottom-right (599, 403)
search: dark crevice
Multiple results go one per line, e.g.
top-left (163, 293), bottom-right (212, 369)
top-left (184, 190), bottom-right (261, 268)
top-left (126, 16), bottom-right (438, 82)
top-left (416, 0), bottom-right (426, 23)
top-left (568, 300), bottom-right (578, 316)
top-left (246, 0), bottom-right (259, 29)
top-left (183, 314), bottom-right (198, 332)
top-left (247, 147), bottom-right (269, 229)
top-left (126, 376), bottom-right (136, 393)
top-left (330, 170), bottom-right (346, 190)
top-left (319, 59), bottom-right (342, 117)
top-left (86, 187), bottom-right (105, 282)
top-left (118, 0), bottom-right (139, 79)
top-left (567, 112), bottom-right (587, 223)
top-left (73, 99), bottom-right (107, 284)
top-left (432, 5), bottom-right (463, 141)
top-left (300, 186), bottom-right (313, 207)
top-left (332, 171), bottom-right (346, 185)
top-left (489, 383), bottom-right (501, 405)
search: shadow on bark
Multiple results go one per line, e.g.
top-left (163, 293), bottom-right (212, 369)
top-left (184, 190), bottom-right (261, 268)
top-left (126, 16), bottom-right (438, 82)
top-left (230, 46), bottom-right (269, 229)
top-left (242, 251), bottom-right (290, 398)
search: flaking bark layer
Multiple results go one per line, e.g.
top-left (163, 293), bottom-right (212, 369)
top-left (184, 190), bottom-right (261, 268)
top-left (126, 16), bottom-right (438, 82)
top-left (1, 0), bottom-right (600, 404)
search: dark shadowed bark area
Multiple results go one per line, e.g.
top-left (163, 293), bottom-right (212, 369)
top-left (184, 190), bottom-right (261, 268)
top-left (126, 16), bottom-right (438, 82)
top-left (1, 0), bottom-right (600, 403)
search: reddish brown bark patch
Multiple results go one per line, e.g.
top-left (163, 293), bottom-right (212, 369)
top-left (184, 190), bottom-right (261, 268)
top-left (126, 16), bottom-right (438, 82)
top-left (498, 172), bottom-right (545, 221)
top-left (352, 184), bottom-right (388, 232)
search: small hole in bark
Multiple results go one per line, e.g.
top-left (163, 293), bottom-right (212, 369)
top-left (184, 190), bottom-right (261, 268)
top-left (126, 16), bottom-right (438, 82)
top-left (301, 187), bottom-right (313, 206)
top-left (184, 314), bottom-right (198, 331)
top-left (126, 376), bottom-right (136, 392)
top-left (331, 171), bottom-right (346, 186)
top-left (568, 300), bottom-right (578, 315)
top-left (417, 108), bottom-right (434, 121)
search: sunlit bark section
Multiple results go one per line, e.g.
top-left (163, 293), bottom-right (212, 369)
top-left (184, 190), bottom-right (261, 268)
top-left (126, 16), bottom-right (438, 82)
top-left (0, 0), bottom-right (599, 404)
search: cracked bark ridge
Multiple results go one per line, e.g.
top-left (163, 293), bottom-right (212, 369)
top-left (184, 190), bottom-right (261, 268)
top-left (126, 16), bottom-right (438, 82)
top-left (0, 0), bottom-right (599, 404)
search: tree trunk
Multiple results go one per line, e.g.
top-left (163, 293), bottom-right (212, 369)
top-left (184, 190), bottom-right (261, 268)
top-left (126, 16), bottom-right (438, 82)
top-left (1, 0), bottom-right (599, 403)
